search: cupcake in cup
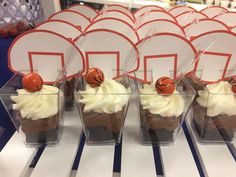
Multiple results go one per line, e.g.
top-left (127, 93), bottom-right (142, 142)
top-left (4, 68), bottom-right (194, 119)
top-left (75, 68), bottom-right (131, 145)
top-left (191, 76), bottom-right (236, 143)
top-left (138, 76), bottom-right (195, 145)
top-left (0, 72), bottom-right (65, 146)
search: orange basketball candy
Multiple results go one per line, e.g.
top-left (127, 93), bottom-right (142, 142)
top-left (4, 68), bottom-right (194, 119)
top-left (231, 81), bottom-right (236, 93)
top-left (85, 68), bottom-right (104, 87)
top-left (155, 76), bottom-right (175, 94)
top-left (22, 73), bottom-right (43, 92)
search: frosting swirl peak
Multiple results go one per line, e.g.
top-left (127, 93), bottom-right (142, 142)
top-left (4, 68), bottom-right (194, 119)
top-left (197, 81), bottom-right (236, 117)
top-left (140, 84), bottom-right (185, 117)
top-left (77, 79), bottom-right (130, 114)
top-left (11, 85), bottom-right (59, 120)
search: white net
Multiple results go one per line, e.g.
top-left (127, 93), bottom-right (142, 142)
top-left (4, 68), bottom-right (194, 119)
top-left (0, 0), bottom-right (43, 26)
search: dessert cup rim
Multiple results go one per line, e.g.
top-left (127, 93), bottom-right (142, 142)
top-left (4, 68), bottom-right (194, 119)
top-left (195, 81), bottom-right (236, 95)
top-left (74, 75), bottom-right (132, 96)
top-left (0, 72), bottom-right (64, 96)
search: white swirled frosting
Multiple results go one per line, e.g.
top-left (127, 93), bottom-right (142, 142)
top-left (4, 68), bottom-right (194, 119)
top-left (11, 85), bottom-right (59, 120)
top-left (140, 84), bottom-right (185, 117)
top-left (197, 81), bottom-right (236, 117)
top-left (77, 79), bottom-right (130, 114)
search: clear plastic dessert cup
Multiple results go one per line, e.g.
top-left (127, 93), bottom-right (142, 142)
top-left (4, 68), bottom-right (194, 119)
top-left (75, 75), bottom-right (131, 145)
top-left (137, 75), bottom-right (195, 145)
top-left (0, 71), bottom-right (65, 147)
top-left (191, 75), bottom-right (236, 143)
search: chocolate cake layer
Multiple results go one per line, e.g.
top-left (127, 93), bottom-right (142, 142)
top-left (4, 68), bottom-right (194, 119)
top-left (80, 104), bottom-right (126, 143)
top-left (190, 78), bottom-right (236, 142)
top-left (16, 111), bottom-right (59, 133)
top-left (15, 111), bottom-right (60, 144)
top-left (25, 128), bottom-right (58, 144)
top-left (192, 118), bottom-right (233, 142)
top-left (65, 78), bottom-right (76, 109)
top-left (140, 106), bottom-right (181, 144)
top-left (141, 126), bottom-right (174, 143)
top-left (192, 102), bottom-right (236, 128)
top-left (86, 126), bottom-right (119, 142)
top-left (192, 102), bottom-right (234, 141)
top-left (82, 111), bottom-right (124, 133)
top-left (140, 106), bottom-right (180, 130)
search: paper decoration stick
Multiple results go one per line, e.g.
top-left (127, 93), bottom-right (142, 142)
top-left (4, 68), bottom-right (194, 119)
top-left (179, 11), bottom-right (202, 28)
top-left (121, 28), bottom-right (157, 79)
top-left (100, 4), bottom-right (108, 18)
top-left (133, 22), bottom-right (215, 85)
top-left (180, 11), bottom-right (210, 38)
top-left (54, 32), bottom-right (86, 83)
top-left (134, 10), bottom-right (152, 31)
top-left (184, 17), bottom-right (199, 37)
top-left (175, 36), bottom-right (216, 85)
top-left (174, 13), bottom-right (196, 37)
top-left (127, 17), bottom-right (193, 81)
top-left (137, 11), bottom-right (199, 39)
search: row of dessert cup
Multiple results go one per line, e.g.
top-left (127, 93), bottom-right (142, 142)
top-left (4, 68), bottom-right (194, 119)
top-left (0, 70), bottom-right (235, 147)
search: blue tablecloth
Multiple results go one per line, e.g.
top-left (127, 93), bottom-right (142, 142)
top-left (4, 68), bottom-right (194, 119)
top-left (0, 37), bottom-right (16, 150)
top-left (0, 37), bottom-right (14, 87)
